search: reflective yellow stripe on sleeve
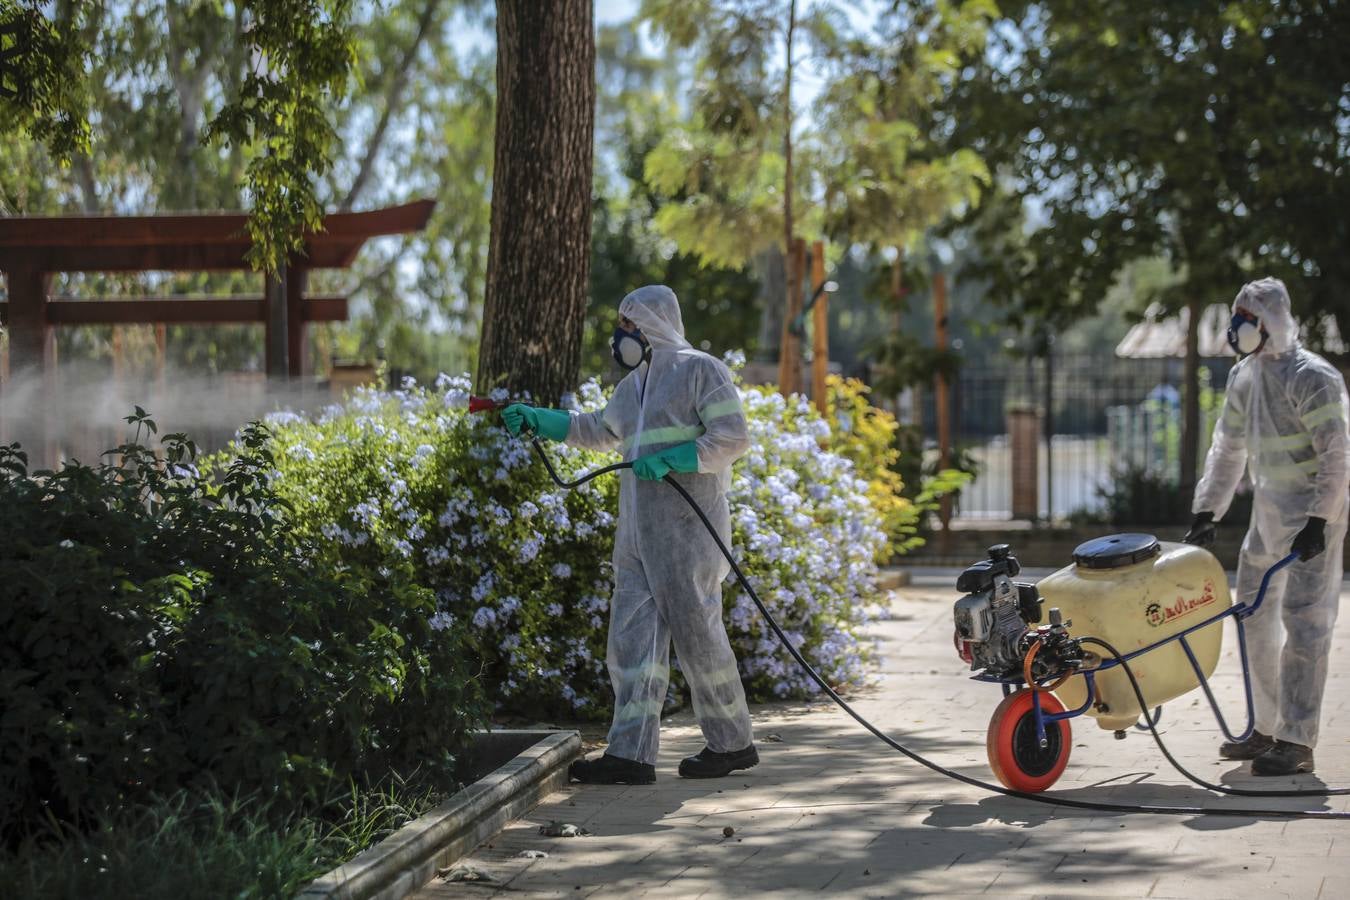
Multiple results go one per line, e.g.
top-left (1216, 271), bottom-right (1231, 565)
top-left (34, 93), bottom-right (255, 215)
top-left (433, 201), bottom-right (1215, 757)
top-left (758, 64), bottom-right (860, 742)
top-left (1260, 457), bottom-right (1321, 484)
top-left (1265, 432), bottom-right (1314, 453)
top-left (1301, 403), bottom-right (1346, 431)
top-left (699, 396), bottom-right (744, 422)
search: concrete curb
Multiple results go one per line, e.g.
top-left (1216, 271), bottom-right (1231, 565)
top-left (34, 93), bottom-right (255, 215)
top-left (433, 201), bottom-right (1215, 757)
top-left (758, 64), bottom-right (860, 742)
top-left (297, 729), bottom-right (581, 900)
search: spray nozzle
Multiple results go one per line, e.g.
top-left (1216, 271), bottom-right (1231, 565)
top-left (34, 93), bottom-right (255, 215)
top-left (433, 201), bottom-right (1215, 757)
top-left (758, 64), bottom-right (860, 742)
top-left (468, 396), bottom-right (504, 414)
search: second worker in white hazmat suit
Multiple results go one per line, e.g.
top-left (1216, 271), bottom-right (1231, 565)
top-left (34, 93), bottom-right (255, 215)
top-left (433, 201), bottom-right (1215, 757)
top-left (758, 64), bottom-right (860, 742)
top-left (1184, 277), bottom-right (1350, 776)
top-left (502, 285), bottom-right (757, 783)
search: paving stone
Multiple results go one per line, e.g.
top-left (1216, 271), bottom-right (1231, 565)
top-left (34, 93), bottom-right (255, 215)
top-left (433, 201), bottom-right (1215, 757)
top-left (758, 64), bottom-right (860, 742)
top-left (409, 580), bottom-right (1350, 900)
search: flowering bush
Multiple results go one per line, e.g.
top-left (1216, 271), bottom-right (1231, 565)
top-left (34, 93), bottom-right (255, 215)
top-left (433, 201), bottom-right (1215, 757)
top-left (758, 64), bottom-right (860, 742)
top-left (251, 377), bottom-right (621, 719)
top-left (824, 375), bottom-right (922, 555)
top-left (249, 361), bottom-right (893, 714)
top-left (724, 365), bottom-right (890, 697)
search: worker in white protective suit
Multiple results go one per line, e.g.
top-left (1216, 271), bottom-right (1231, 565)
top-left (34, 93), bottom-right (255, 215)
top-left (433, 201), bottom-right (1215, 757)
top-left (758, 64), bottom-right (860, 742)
top-left (501, 285), bottom-right (757, 784)
top-left (1183, 277), bottom-right (1350, 776)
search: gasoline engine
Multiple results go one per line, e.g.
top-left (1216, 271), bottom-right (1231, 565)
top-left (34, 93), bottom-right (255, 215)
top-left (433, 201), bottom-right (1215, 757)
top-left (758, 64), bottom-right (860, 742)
top-left (952, 544), bottom-right (1085, 684)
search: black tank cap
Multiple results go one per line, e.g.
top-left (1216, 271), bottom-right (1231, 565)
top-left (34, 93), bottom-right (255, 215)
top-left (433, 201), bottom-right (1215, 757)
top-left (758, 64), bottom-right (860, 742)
top-left (1072, 533), bottom-right (1161, 569)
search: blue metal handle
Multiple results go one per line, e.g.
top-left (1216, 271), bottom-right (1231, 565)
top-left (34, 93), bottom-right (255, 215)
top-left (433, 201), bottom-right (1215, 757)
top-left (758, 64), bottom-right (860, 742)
top-left (1241, 553), bottom-right (1301, 619)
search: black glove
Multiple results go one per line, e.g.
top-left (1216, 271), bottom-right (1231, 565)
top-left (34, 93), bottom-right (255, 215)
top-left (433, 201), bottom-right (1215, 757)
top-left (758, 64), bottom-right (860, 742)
top-left (1183, 511), bottom-right (1216, 547)
top-left (1291, 516), bottom-right (1327, 561)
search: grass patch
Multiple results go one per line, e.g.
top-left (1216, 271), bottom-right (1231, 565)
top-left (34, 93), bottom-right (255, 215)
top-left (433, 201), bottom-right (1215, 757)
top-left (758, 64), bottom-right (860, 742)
top-left (0, 775), bottom-right (453, 900)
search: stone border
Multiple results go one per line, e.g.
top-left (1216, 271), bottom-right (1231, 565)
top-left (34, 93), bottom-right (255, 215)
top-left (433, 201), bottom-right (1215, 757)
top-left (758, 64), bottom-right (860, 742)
top-left (297, 729), bottom-right (581, 900)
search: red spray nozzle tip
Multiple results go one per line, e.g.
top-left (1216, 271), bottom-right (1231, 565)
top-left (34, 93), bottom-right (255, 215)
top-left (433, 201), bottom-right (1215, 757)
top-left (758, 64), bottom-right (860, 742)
top-left (468, 396), bottom-right (502, 414)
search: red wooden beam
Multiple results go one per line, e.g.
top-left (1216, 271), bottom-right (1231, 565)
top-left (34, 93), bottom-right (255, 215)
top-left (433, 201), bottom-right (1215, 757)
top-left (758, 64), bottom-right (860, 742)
top-left (47, 298), bottom-right (264, 324)
top-left (0, 199), bottom-right (434, 248)
top-left (0, 296), bottom-right (348, 325)
top-left (303, 295), bottom-right (348, 321)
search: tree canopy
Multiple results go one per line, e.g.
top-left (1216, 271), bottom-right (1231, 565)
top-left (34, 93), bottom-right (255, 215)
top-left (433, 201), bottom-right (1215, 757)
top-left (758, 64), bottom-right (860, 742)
top-left (956, 0), bottom-right (1350, 336)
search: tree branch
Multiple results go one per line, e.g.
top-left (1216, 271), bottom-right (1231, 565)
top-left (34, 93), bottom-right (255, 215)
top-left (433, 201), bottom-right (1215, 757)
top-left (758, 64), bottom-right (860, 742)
top-left (75, 154), bottom-right (99, 212)
top-left (339, 0), bottom-right (440, 213)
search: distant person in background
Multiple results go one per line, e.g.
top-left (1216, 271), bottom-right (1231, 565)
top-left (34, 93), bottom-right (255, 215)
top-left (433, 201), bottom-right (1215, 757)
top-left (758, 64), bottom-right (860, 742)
top-left (1184, 277), bottom-right (1350, 775)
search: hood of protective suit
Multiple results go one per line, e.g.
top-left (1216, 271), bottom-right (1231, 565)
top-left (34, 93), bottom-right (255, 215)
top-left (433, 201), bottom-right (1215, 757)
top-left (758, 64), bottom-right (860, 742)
top-left (618, 285), bottom-right (693, 354)
top-left (1233, 277), bottom-right (1300, 356)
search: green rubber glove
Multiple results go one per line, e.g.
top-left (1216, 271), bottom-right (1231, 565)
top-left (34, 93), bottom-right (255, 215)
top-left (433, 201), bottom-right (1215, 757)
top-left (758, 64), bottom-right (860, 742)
top-left (631, 441), bottom-right (700, 481)
top-left (501, 404), bottom-right (571, 442)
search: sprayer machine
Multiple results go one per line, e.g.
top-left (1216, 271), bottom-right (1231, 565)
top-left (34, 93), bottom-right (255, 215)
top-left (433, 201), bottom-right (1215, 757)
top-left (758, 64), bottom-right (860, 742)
top-left (954, 533), bottom-right (1296, 792)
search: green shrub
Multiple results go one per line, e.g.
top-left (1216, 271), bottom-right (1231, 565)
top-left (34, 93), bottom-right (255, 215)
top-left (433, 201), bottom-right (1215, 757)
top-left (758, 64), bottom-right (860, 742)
top-left (246, 364), bottom-right (895, 711)
top-left (823, 375), bottom-right (972, 555)
top-left (824, 375), bottom-right (920, 553)
top-left (0, 413), bottom-right (486, 842)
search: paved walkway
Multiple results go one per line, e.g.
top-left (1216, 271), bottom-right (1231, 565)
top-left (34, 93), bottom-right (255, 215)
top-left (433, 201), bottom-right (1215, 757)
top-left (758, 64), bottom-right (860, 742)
top-left (416, 575), bottom-right (1350, 898)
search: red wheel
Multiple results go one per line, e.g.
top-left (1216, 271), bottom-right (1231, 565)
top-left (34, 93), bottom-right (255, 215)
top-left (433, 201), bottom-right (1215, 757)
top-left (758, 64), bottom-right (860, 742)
top-left (987, 689), bottom-right (1071, 792)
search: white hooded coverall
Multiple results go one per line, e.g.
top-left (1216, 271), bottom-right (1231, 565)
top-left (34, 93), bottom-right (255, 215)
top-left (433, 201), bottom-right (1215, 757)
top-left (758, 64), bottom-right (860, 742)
top-left (563, 285), bottom-right (754, 765)
top-left (1193, 277), bottom-right (1350, 748)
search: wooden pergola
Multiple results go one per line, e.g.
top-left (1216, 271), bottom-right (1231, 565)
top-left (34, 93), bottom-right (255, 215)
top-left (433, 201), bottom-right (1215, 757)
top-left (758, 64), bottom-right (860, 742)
top-left (0, 199), bottom-right (435, 380)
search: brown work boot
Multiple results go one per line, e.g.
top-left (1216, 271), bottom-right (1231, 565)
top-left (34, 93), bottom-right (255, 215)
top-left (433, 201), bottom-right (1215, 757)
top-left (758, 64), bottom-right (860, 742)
top-left (1252, 741), bottom-right (1315, 776)
top-left (1219, 730), bottom-right (1274, 760)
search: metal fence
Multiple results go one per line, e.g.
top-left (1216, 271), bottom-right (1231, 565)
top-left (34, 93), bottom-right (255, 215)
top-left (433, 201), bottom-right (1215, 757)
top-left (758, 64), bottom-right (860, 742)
top-left (917, 353), bottom-right (1233, 521)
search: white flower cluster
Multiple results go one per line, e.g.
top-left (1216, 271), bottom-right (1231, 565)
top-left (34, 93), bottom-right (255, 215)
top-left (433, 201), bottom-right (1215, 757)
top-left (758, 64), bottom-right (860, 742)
top-left (259, 370), bottom-right (892, 713)
top-left (725, 385), bottom-right (889, 697)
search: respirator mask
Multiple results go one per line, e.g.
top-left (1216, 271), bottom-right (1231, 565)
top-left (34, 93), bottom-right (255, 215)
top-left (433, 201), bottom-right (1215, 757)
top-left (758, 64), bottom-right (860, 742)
top-left (611, 324), bottom-right (651, 371)
top-left (1227, 310), bottom-right (1268, 356)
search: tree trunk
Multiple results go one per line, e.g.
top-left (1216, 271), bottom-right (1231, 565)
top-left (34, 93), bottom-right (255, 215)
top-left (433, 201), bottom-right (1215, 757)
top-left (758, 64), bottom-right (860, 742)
top-left (1181, 295), bottom-right (1202, 491)
top-left (477, 0), bottom-right (595, 403)
top-left (776, 0), bottom-right (798, 397)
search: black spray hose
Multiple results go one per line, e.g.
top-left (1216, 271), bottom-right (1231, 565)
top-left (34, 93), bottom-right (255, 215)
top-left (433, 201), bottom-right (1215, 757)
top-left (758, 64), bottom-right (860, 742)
top-left (525, 436), bottom-right (1350, 821)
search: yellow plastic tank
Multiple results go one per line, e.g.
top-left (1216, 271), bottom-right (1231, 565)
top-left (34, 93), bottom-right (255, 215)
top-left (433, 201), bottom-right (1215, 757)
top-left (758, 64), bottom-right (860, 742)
top-left (1038, 534), bottom-right (1231, 732)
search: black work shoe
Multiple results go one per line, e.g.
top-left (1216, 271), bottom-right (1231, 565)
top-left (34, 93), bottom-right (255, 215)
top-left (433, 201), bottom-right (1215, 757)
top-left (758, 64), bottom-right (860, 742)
top-left (568, 753), bottom-right (655, 785)
top-left (678, 744), bottom-right (760, 779)
top-left (1252, 740), bottom-right (1315, 776)
top-left (1219, 730), bottom-right (1275, 761)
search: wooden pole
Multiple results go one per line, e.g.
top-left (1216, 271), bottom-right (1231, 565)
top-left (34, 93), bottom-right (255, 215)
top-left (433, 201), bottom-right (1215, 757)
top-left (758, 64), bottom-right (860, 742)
top-left (811, 239), bottom-right (828, 416)
top-left (111, 327), bottom-right (124, 380)
top-left (889, 248), bottom-right (917, 425)
top-left (778, 237), bottom-right (806, 396)
top-left (779, 0), bottom-right (796, 397)
top-left (1180, 296), bottom-right (1201, 492)
top-left (934, 270), bottom-right (953, 542)
top-left (286, 263), bottom-right (308, 378)
top-left (264, 263), bottom-right (288, 379)
top-left (4, 267), bottom-right (54, 462)
top-left (154, 323), bottom-right (166, 389)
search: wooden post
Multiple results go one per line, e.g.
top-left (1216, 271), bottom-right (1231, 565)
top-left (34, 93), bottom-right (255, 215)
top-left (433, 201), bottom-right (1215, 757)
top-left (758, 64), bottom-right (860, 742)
top-left (154, 324), bottom-right (166, 384)
top-left (778, 237), bottom-right (806, 396)
top-left (286, 263), bottom-right (308, 378)
top-left (934, 270), bottom-right (953, 542)
top-left (811, 239), bottom-right (829, 416)
top-left (264, 263), bottom-right (289, 378)
top-left (3, 267), bottom-right (54, 461)
top-left (5, 267), bottom-right (54, 379)
top-left (111, 326), bottom-right (124, 380)
top-left (1180, 296), bottom-right (1201, 492)
top-left (1009, 406), bottom-right (1040, 520)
